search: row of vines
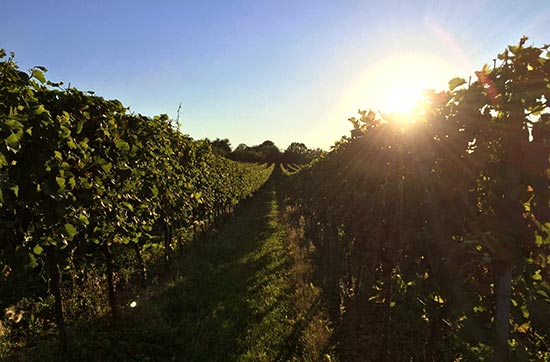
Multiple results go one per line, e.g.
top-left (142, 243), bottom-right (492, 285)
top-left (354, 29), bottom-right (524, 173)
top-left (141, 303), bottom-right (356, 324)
top-left (285, 38), bottom-right (550, 361)
top-left (0, 49), bottom-right (273, 353)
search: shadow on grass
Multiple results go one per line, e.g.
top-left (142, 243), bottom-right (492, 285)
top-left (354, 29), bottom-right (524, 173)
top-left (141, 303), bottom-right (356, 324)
top-left (45, 183), bottom-right (297, 362)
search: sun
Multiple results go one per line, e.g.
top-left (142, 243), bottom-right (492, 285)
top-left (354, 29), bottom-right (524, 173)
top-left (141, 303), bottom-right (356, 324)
top-left (379, 82), bottom-right (429, 128)
top-left (380, 83), bottom-right (426, 115)
top-left (337, 52), bottom-right (461, 127)
top-left (319, 52), bottom-right (466, 145)
top-left (368, 55), bottom-right (448, 118)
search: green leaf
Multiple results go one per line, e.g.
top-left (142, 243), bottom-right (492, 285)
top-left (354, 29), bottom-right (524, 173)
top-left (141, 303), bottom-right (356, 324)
top-left (532, 270), bottom-right (543, 281)
top-left (537, 290), bottom-right (550, 300)
top-left (521, 304), bottom-right (529, 318)
top-left (33, 245), bottom-right (44, 255)
top-left (9, 185), bottom-right (18, 197)
top-left (0, 154), bottom-right (7, 168)
top-left (34, 104), bottom-right (46, 115)
top-left (5, 133), bottom-right (20, 148)
top-left (66, 139), bottom-right (76, 149)
top-left (17, 71), bottom-right (30, 82)
top-left (56, 177), bottom-right (66, 191)
top-left (68, 177), bottom-right (76, 190)
top-left (101, 162), bottom-right (112, 173)
top-left (78, 213), bottom-right (89, 225)
top-left (115, 139), bottom-right (130, 152)
top-left (4, 118), bottom-right (24, 129)
top-left (60, 125), bottom-right (71, 138)
top-left (79, 176), bottom-right (92, 189)
top-left (28, 253), bottom-right (38, 268)
top-left (151, 185), bottom-right (159, 196)
top-left (33, 69), bottom-right (46, 84)
top-left (59, 111), bottom-right (70, 123)
top-left (76, 120), bottom-right (84, 134)
top-left (64, 223), bottom-right (77, 240)
top-left (448, 77), bottom-right (466, 91)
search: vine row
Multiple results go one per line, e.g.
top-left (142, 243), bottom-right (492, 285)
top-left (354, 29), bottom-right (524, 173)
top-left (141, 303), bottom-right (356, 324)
top-left (284, 38), bottom-right (550, 361)
top-left (0, 49), bottom-right (273, 350)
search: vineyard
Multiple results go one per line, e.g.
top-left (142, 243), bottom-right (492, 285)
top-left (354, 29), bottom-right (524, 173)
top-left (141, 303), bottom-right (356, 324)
top-left (1, 39), bottom-right (550, 361)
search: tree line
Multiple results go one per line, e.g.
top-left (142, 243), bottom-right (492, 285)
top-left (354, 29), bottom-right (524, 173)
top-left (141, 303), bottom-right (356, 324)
top-left (209, 138), bottom-right (323, 164)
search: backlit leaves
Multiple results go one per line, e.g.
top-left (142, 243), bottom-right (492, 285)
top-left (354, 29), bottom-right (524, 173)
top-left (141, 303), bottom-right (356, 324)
top-left (449, 77), bottom-right (466, 91)
top-left (285, 39), bottom-right (550, 360)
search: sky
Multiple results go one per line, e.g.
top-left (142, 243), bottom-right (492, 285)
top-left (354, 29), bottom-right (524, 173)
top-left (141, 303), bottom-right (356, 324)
top-left (1, 0), bottom-right (549, 150)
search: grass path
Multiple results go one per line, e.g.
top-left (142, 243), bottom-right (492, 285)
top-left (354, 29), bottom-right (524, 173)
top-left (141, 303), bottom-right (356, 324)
top-left (85, 183), bottom-right (300, 361)
top-left (168, 186), bottom-right (295, 361)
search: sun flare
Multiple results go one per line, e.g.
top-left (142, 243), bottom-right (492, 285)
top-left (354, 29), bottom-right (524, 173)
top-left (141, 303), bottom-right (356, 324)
top-left (380, 84), bottom-right (425, 115)
top-left (368, 55), bottom-right (447, 120)
top-left (337, 52), bottom-right (462, 130)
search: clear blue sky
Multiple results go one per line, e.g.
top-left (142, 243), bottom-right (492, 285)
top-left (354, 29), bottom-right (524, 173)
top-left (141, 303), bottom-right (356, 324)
top-left (2, 0), bottom-right (549, 150)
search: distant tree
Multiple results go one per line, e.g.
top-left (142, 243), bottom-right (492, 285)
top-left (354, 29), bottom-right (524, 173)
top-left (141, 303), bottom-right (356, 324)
top-left (229, 140), bottom-right (282, 163)
top-left (234, 143), bottom-right (248, 152)
top-left (210, 138), bottom-right (232, 157)
top-left (308, 147), bottom-right (324, 160)
top-left (230, 143), bottom-right (261, 162)
top-left (283, 142), bottom-right (323, 164)
top-left (254, 140), bottom-right (281, 164)
top-left (284, 142), bottom-right (308, 163)
top-left (286, 142), bottom-right (308, 154)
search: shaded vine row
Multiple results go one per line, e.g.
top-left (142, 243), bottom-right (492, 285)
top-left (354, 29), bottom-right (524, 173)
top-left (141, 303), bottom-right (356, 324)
top-left (284, 38), bottom-right (550, 361)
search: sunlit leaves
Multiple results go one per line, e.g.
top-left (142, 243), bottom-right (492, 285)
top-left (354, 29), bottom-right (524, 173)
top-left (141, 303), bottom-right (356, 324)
top-left (32, 244), bottom-right (43, 255)
top-left (448, 77), bottom-right (466, 91)
top-left (5, 133), bottom-right (21, 150)
top-left (63, 223), bottom-right (77, 240)
top-left (34, 104), bottom-right (46, 115)
top-left (9, 185), bottom-right (18, 197)
top-left (32, 68), bottom-right (46, 84)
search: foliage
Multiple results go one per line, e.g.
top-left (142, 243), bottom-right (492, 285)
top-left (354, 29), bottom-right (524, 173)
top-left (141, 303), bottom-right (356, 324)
top-left (0, 49), bottom-right (273, 353)
top-left (282, 142), bottom-right (324, 165)
top-left (284, 38), bottom-right (550, 361)
top-left (210, 137), bottom-right (232, 157)
top-left (229, 140), bottom-right (282, 164)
